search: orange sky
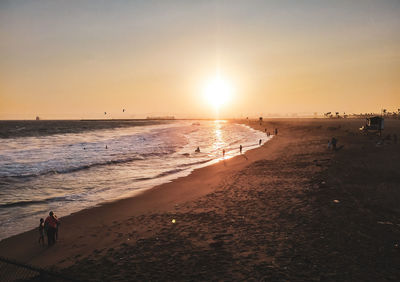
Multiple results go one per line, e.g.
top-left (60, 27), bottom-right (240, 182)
top-left (1, 1), bottom-right (399, 119)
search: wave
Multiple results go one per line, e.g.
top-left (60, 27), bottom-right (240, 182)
top-left (128, 159), bottom-right (213, 182)
top-left (0, 196), bottom-right (77, 209)
top-left (0, 156), bottom-right (145, 180)
top-left (154, 168), bottom-right (184, 178)
top-left (177, 159), bottom-right (212, 168)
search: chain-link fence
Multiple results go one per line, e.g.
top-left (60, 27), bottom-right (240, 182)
top-left (0, 256), bottom-right (79, 282)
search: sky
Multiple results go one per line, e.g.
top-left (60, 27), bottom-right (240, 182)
top-left (1, 0), bottom-right (399, 119)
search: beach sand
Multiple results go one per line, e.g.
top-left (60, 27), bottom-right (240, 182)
top-left (1, 118), bottom-right (400, 281)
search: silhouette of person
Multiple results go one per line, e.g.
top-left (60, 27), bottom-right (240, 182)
top-left (38, 218), bottom-right (45, 247)
top-left (259, 139), bottom-right (262, 145)
top-left (331, 137), bottom-right (337, 150)
top-left (45, 211), bottom-right (59, 246)
top-left (240, 145), bottom-right (242, 154)
top-left (222, 149), bottom-right (225, 157)
top-left (54, 213), bottom-right (60, 241)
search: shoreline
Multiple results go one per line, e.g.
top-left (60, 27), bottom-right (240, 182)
top-left (0, 119), bottom-right (276, 265)
top-left (0, 120), bottom-right (268, 242)
top-left (1, 118), bottom-right (399, 281)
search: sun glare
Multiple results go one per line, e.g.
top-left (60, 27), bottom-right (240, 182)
top-left (203, 77), bottom-right (233, 109)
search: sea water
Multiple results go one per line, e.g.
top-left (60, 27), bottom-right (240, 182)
top-left (0, 120), bottom-right (270, 240)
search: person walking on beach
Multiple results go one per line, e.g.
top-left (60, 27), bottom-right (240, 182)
top-left (239, 145), bottom-right (242, 154)
top-left (275, 128), bottom-right (278, 135)
top-left (38, 218), bottom-right (45, 247)
top-left (222, 149), bottom-right (225, 158)
top-left (259, 139), bottom-right (262, 146)
top-left (331, 137), bottom-right (337, 150)
top-left (45, 211), bottom-right (59, 246)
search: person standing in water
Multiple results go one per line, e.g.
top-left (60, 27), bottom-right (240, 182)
top-left (222, 149), bottom-right (225, 157)
top-left (239, 145), bottom-right (242, 154)
top-left (259, 139), bottom-right (262, 145)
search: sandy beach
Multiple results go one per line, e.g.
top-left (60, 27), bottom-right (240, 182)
top-left (1, 118), bottom-right (400, 281)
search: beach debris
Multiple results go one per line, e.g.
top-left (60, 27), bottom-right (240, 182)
top-left (171, 219), bottom-right (176, 224)
top-left (321, 181), bottom-right (326, 185)
top-left (333, 199), bottom-right (340, 203)
top-left (213, 233), bottom-right (233, 240)
top-left (313, 159), bottom-right (331, 163)
top-left (209, 240), bottom-right (224, 249)
top-left (377, 221), bottom-right (393, 225)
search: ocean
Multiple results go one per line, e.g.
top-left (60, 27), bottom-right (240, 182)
top-left (0, 120), bottom-right (270, 240)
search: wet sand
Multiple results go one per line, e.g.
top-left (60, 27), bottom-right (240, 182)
top-left (1, 118), bottom-right (400, 281)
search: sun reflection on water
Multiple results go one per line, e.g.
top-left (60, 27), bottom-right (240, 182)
top-left (212, 120), bottom-right (226, 154)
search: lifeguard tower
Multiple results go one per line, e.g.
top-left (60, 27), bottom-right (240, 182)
top-left (360, 116), bottom-right (384, 135)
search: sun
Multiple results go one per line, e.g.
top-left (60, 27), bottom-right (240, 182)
top-left (203, 77), bottom-right (233, 109)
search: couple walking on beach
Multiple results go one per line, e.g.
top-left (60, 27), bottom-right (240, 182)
top-left (38, 211), bottom-right (60, 247)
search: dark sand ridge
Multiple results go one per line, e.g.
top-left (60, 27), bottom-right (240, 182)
top-left (1, 118), bottom-right (400, 280)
